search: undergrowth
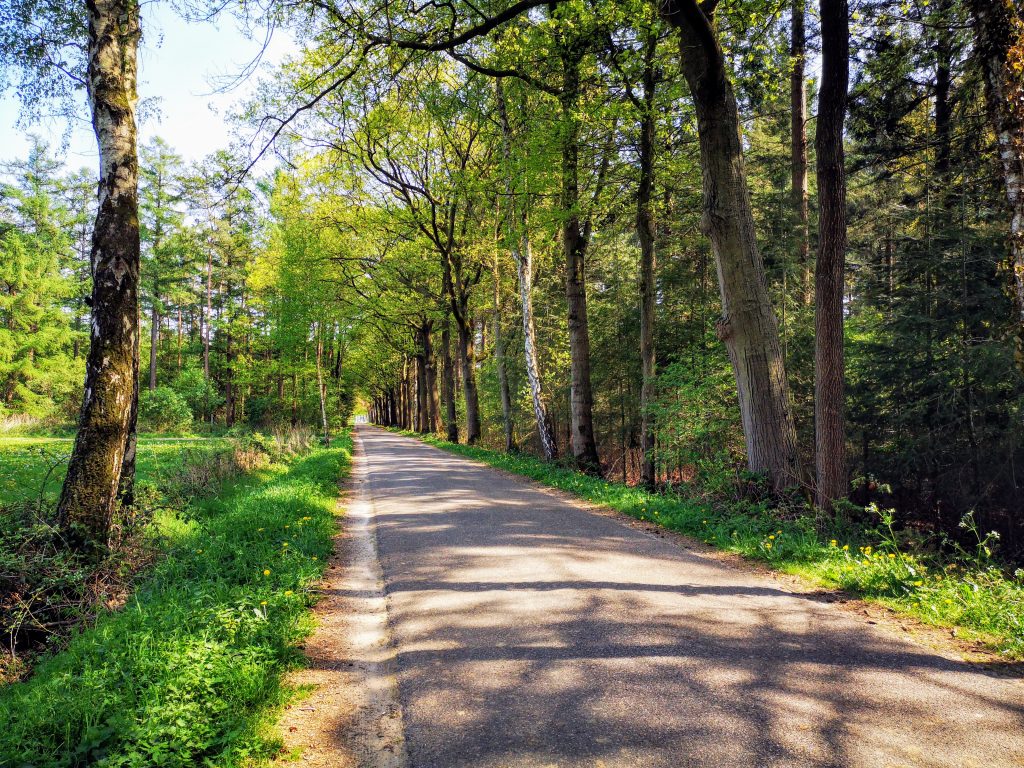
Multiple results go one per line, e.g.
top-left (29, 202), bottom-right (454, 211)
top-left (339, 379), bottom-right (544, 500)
top-left (401, 430), bottom-right (1024, 660)
top-left (0, 433), bottom-right (351, 767)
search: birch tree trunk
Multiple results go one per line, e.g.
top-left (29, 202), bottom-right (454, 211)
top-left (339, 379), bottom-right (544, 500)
top-left (57, 0), bottom-right (141, 551)
top-left (971, 0), bottom-right (1024, 370)
top-left (814, 0), bottom-right (850, 509)
top-left (663, 0), bottom-right (803, 490)
top-left (495, 79), bottom-right (557, 460)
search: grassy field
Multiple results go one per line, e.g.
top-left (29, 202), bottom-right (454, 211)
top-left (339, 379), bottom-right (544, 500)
top-left (0, 436), bottom-right (231, 509)
top-left (400, 430), bottom-right (1024, 660)
top-left (0, 433), bottom-right (352, 767)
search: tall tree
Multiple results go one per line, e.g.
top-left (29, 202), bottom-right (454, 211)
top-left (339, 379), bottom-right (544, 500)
top-left (791, 0), bottom-right (811, 304)
top-left (661, 0), bottom-right (803, 490)
top-left (814, 0), bottom-right (851, 509)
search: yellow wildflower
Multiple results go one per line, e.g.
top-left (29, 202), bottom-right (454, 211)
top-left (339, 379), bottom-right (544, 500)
top-left (284, 590), bottom-right (294, 596)
top-left (263, 569), bottom-right (271, 576)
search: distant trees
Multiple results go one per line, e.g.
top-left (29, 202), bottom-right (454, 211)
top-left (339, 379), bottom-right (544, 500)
top-left (0, 142), bottom-right (83, 417)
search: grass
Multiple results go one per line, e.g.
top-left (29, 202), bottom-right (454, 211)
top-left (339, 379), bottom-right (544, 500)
top-left (0, 433), bottom-right (352, 767)
top-left (398, 430), bottom-right (1024, 660)
top-left (0, 436), bottom-right (233, 509)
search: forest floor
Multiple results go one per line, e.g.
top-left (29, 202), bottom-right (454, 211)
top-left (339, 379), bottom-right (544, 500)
top-left (309, 426), bottom-right (1024, 768)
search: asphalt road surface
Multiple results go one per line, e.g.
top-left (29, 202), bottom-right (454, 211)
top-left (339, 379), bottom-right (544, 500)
top-left (356, 426), bottom-right (1024, 768)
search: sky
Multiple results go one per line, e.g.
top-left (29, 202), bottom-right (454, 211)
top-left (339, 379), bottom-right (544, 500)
top-left (0, 3), bottom-right (297, 172)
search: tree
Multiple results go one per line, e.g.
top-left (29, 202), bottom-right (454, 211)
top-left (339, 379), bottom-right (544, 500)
top-left (661, 0), bottom-right (803, 490)
top-left (140, 137), bottom-right (186, 392)
top-left (814, 0), bottom-right (851, 509)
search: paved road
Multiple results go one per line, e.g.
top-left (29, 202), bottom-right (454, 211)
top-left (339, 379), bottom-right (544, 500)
top-left (356, 427), bottom-right (1024, 768)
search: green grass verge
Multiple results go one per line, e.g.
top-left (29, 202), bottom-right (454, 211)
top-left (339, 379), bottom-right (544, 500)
top-left (396, 429), bottom-right (1024, 660)
top-left (0, 433), bottom-right (352, 768)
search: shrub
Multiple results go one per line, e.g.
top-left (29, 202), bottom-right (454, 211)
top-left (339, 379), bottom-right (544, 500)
top-left (171, 367), bottom-right (223, 423)
top-left (138, 387), bottom-right (193, 434)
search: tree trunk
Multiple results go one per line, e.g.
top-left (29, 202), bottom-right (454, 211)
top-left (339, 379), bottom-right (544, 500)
top-left (791, 0), bottom-right (811, 305)
top-left (557, 35), bottom-right (601, 474)
top-left (148, 300), bottom-right (159, 391)
top-left (455, 312), bottom-right (482, 443)
top-left (495, 79), bottom-right (557, 460)
top-left (493, 246), bottom-right (516, 452)
top-left (176, 307), bottom-right (182, 372)
top-left (415, 333), bottom-right (429, 434)
top-left (638, 31), bottom-right (658, 489)
top-left (315, 324), bottom-right (330, 444)
top-left (57, 0), bottom-right (141, 552)
top-left (423, 321), bottom-right (442, 433)
top-left (971, 0), bottom-right (1024, 370)
top-left (814, 0), bottom-right (850, 510)
top-left (203, 250), bottom-right (212, 378)
top-left (663, 0), bottom-right (803, 490)
top-left (442, 319), bottom-right (459, 442)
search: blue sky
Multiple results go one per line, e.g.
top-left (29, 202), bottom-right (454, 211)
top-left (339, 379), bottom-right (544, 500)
top-left (0, 3), bottom-right (296, 172)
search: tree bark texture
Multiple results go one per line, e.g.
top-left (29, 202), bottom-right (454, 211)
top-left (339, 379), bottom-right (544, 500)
top-left (57, 0), bottom-right (141, 551)
top-left (663, 0), bottom-right (803, 490)
top-left (814, 0), bottom-right (851, 509)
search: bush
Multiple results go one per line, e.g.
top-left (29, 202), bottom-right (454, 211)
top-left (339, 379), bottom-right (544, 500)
top-left (138, 387), bottom-right (193, 434)
top-left (171, 367), bottom-right (223, 423)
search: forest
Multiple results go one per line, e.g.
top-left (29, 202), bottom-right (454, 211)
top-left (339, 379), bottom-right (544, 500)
top-left (0, 0), bottom-right (1023, 762)
top-left (3, 0), bottom-right (1022, 551)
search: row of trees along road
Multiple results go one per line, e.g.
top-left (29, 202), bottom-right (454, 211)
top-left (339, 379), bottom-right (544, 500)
top-left (0, 0), bottom-right (1022, 556)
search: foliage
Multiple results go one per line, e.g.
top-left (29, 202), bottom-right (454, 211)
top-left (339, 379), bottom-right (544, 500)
top-left (0, 435), bottom-right (352, 766)
top-left (138, 387), bottom-right (193, 434)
